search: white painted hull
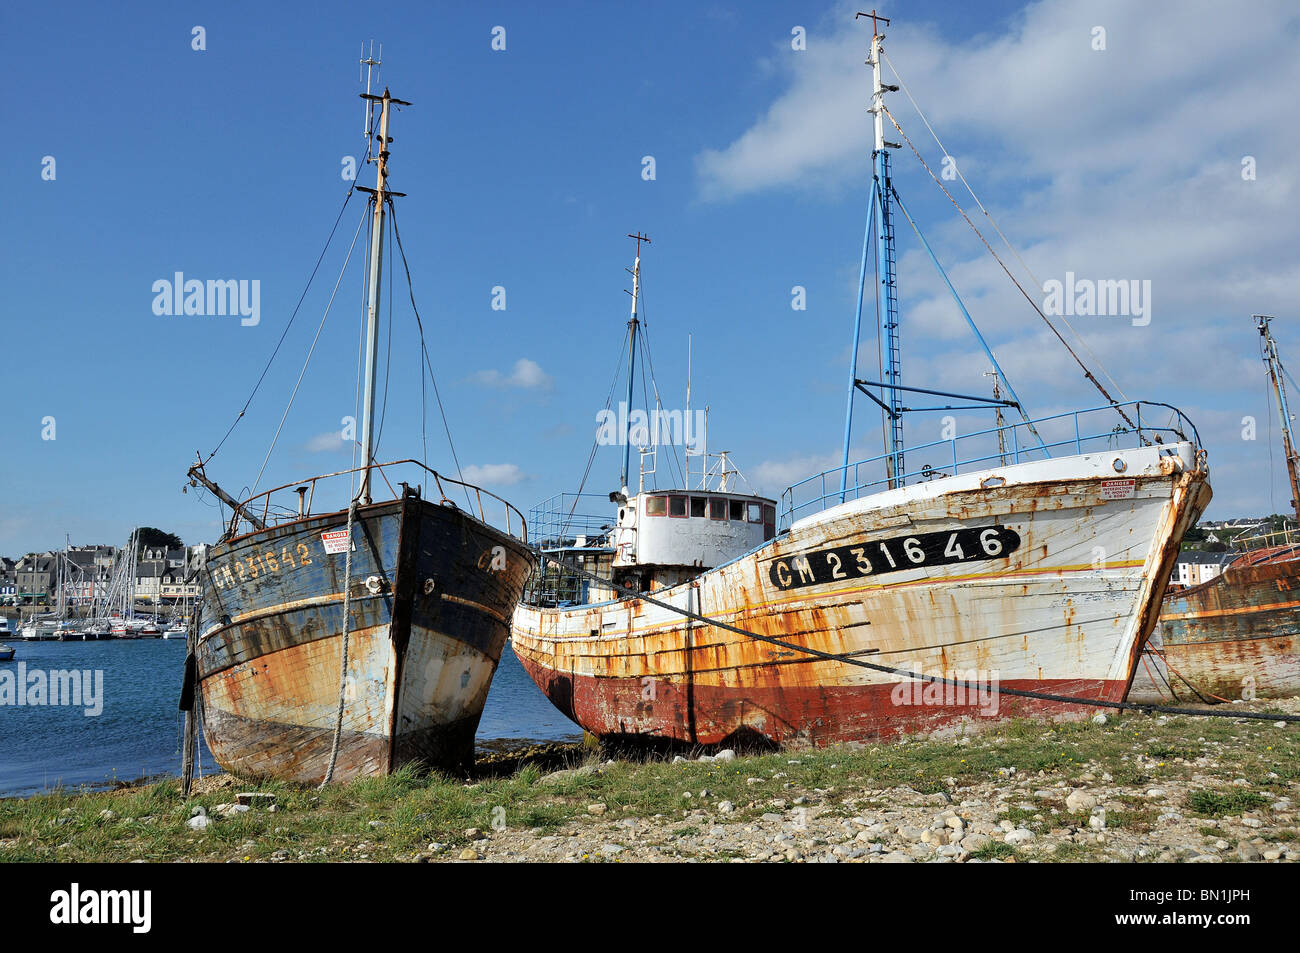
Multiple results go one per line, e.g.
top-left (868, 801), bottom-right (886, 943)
top-left (512, 443), bottom-right (1211, 744)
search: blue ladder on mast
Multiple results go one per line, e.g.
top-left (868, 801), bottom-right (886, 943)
top-left (877, 150), bottom-right (904, 482)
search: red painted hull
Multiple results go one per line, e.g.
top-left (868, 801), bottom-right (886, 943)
top-left (516, 649), bottom-right (1125, 745)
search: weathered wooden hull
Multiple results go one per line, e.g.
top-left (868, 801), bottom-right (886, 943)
top-left (1128, 546), bottom-right (1300, 704)
top-left (197, 492), bottom-right (534, 783)
top-left (513, 445), bottom-right (1210, 746)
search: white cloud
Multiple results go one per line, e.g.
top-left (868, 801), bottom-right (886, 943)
top-left (473, 358), bottom-right (553, 390)
top-left (750, 451), bottom-right (848, 498)
top-left (304, 430), bottom-right (347, 453)
top-left (460, 463), bottom-right (529, 486)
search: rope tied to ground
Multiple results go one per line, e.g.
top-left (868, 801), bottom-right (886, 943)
top-left (320, 497), bottom-right (360, 786)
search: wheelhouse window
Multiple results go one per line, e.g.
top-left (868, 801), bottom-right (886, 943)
top-left (645, 496), bottom-right (667, 517)
top-left (763, 504), bottom-right (776, 541)
top-left (690, 497), bottom-right (707, 518)
top-left (709, 498), bottom-right (727, 520)
top-left (729, 499), bottom-right (745, 521)
top-left (669, 495), bottom-right (688, 518)
top-left (747, 502), bottom-right (763, 523)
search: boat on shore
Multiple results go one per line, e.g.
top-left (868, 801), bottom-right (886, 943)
top-left (183, 73), bottom-right (534, 784)
top-left (1129, 544), bottom-right (1300, 703)
top-left (1128, 315), bottom-right (1300, 704)
top-left (511, 17), bottom-right (1210, 748)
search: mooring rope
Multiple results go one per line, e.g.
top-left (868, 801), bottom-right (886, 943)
top-left (320, 498), bottom-right (360, 786)
top-left (530, 549), bottom-right (1300, 724)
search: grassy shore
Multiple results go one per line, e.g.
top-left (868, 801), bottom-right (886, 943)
top-left (2, 698), bottom-right (1297, 863)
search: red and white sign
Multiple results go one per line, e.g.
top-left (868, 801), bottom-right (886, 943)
top-left (321, 529), bottom-right (355, 554)
top-left (1101, 479), bottom-right (1136, 500)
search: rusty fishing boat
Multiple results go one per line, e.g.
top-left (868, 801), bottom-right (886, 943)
top-left (182, 73), bottom-right (533, 784)
top-left (510, 16), bottom-right (1211, 748)
top-left (1129, 315), bottom-right (1300, 704)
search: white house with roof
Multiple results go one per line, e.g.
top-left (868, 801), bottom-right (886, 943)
top-left (1171, 551), bottom-right (1238, 587)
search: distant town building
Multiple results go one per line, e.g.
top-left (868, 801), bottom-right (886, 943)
top-left (0, 557), bottom-right (16, 601)
top-left (1172, 551), bottom-right (1238, 587)
top-left (15, 553), bottom-right (56, 602)
top-left (134, 559), bottom-right (169, 601)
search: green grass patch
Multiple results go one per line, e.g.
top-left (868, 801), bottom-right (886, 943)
top-left (1186, 789), bottom-right (1271, 817)
top-left (969, 841), bottom-right (1017, 861)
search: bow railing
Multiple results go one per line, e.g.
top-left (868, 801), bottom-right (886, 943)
top-left (781, 401), bottom-right (1201, 529)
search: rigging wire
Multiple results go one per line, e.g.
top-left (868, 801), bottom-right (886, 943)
top-left (871, 185), bottom-right (889, 463)
top-left (881, 49), bottom-right (1130, 405)
top-left (880, 104), bottom-right (1141, 437)
top-left (636, 283), bottom-right (686, 487)
top-left (351, 204), bottom-right (373, 475)
top-left (386, 198), bottom-right (475, 509)
top-left (200, 188), bottom-right (358, 467)
top-left (564, 333), bottom-right (629, 537)
top-left (250, 205), bottom-right (369, 494)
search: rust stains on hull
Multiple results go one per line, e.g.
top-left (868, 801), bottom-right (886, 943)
top-left (197, 493), bottom-right (534, 783)
top-left (514, 453), bottom-right (1211, 748)
top-left (1128, 546), bottom-right (1300, 704)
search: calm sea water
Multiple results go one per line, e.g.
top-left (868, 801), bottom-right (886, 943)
top-left (0, 640), bottom-right (579, 798)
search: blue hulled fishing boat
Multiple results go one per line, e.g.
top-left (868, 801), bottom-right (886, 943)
top-left (183, 72), bottom-right (534, 784)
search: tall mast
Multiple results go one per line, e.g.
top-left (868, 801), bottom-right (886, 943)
top-left (357, 87), bottom-right (410, 503)
top-left (867, 13), bottom-right (904, 487)
top-left (621, 232), bottom-right (650, 494)
top-left (843, 12), bottom-right (903, 497)
top-left (1256, 315), bottom-right (1300, 528)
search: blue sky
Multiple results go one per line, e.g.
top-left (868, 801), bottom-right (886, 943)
top-left (3, 0), bottom-right (1299, 555)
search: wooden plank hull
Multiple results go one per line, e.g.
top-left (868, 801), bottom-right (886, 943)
top-left (513, 445), bottom-right (1210, 746)
top-left (197, 494), bottom-right (534, 783)
top-left (1128, 546), bottom-right (1300, 703)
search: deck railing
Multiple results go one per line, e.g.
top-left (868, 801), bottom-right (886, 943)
top-left (226, 459), bottom-right (528, 543)
top-left (528, 492), bottom-right (614, 548)
top-left (781, 401), bottom-right (1200, 529)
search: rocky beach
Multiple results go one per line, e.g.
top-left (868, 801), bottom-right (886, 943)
top-left (2, 698), bottom-right (1297, 864)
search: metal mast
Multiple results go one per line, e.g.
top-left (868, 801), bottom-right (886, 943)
top-left (865, 12), bottom-right (904, 487)
top-left (357, 87), bottom-right (410, 503)
top-left (1257, 314), bottom-right (1300, 527)
top-left (621, 232), bottom-right (650, 493)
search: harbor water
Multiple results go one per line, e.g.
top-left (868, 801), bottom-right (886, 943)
top-left (0, 640), bottom-right (580, 798)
